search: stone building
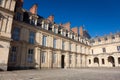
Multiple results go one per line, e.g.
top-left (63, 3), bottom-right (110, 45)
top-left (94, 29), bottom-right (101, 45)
top-left (0, 0), bottom-right (16, 70)
top-left (87, 33), bottom-right (120, 67)
top-left (0, 0), bottom-right (120, 71)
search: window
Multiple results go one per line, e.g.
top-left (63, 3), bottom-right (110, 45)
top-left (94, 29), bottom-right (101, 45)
top-left (76, 45), bottom-right (77, 52)
top-left (80, 46), bottom-right (82, 53)
top-left (112, 36), bottom-right (115, 39)
top-left (29, 31), bottom-right (35, 44)
top-left (102, 59), bottom-right (105, 64)
top-left (89, 59), bottom-right (91, 64)
top-left (53, 38), bottom-right (56, 48)
top-left (117, 46), bottom-right (120, 52)
top-left (104, 37), bottom-right (108, 41)
top-left (52, 53), bottom-right (56, 63)
top-left (118, 58), bottom-right (120, 64)
top-left (92, 49), bottom-right (94, 54)
top-left (41, 52), bottom-right (46, 63)
top-left (54, 28), bottom-right (58, 33)
top-left (75, 55), bottom-right (77, 64)
top-left (16, 12), bottom-right (22, 21)
top-left (12, 27), bottom-right (20, 41)
top-left (44, 24), bottom-right (48, 30)
top-left (27, 49), bottom-right (34, 63)
top-left (69, 55), bottom-right (72, 64)
top-left (102, 48), bottom-right (106, 53)
top-left (0, 0), bottom-right (3, 6)
top-left (42, 35), bottom-right (47, 46)
top-left (69, 43), bottom-right (72, 51)
top-left (30, 17), bottom-right (37, 26)
top-left (62, 41), bottom-right (65, 50)
top-left (10, 46), bottom-right (17, 62)
top-left (98, 38), bottom-right (101, 42)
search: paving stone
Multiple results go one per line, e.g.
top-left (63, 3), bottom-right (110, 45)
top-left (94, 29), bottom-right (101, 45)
top-left (0, 68), bottom-right (120, 80)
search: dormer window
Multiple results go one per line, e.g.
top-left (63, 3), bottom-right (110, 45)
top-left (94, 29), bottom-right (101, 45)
top-left (30, 17), bottom-right (37, 26)
top-left (72, 33), bottom-right (74, 39)
top-left (112, 36), bottom-right (115, 39)
top-left (104, 37), bottom-right (108, 41)
top-left (44, 24), bottom-right (48, 30)
top-left (15, 12), bottom-right (22, 21)
top-left (54, 27), bottom-right (58, 34)
top-left (98, 38), bottom-right (101, 42)
top-left (48, 24), bottom-right (52, 31)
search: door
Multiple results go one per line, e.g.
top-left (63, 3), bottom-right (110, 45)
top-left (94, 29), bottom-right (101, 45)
top-left (61, 55), bottom-right (65, 68)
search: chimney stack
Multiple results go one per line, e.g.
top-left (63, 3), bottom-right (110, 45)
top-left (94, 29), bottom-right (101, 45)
top-left (62, 22), bottom-right (71, 31)
top-left (79, 26), bottom-right (83, 37)
top-left (29, 4), bottom-right (38, 14)
top-left (71, 27), bottom-right (78, 34)
top-left (16, 0), bottom-right (24, 8)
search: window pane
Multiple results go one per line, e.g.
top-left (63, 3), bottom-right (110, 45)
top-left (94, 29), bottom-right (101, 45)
top-left (10, 46), bottom-right (17, 62)
top-left (69, 55), bottom-right (72, 64)
top-left (12, 27), bottom-right (20, 41)
top-left (62, 41), bottom-right (65, 50)
top-left (52, 53), bottom-right (56, 63)
top-left (41, 52), bottom-right (46, 63)
top-left (42, 36), bottom-right (47, 46)
top-left (53, 38), bottom-right (56, 48)
top-left (117, 46), bottom-right (120, 52)
top-left (29, 31), bottom-right (35, 44)
top-left (102, 48), bottom-right (106, 53)
top-left (27, 49), bottom-right (34, 63)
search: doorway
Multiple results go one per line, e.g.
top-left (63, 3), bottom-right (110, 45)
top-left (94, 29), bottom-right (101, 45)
top-left (61, 55), bottom-right (65, 68)
top-left (108, 56), bottom-right (115, 67)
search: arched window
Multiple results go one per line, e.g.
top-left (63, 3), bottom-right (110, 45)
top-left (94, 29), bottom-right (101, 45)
top-left (94, 57), bottom-right (99, 63)
top-left (118, 57), bottom-right (120, 64)
top-left (108, 56), bottom-right (115, 67)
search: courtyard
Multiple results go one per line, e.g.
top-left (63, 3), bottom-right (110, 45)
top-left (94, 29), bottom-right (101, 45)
top-left (0, 68), bottom-right (120, 80)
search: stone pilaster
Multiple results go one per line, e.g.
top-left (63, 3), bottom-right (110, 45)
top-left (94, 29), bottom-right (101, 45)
top-left (57, 51), bottom-right (61, 68)
top-left (20, 43), bottom-right (27, 68)
top-left (47, 50), bottom-right (52, 68)
top-left (34, 47), bottom-right (41, 69)
top-left (65, 52), bottom-right (69, 68)
top-left (114, 56), bottom-right (119, 67)
top-left (72, 53), bottom-right (76, 68)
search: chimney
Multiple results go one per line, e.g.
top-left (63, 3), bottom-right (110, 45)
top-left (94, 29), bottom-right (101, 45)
top-left (62, 22), bottom-right (70, 31)
top-left (16, 0), bottom-right (24, 8)
top-left (47, 15), bottom-right (54, 23)
top-left (71, 27), bottom-right (78, 34)
top-left (79, 26), bottom-right (83, 37)
top-left (29, 4), bottom-right (38, 14)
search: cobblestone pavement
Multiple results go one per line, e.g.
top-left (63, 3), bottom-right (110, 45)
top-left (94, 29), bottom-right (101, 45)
top-left (0, 68), bottom-right (120, 80)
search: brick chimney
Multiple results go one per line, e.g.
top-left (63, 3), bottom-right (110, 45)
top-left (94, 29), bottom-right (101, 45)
top-left (71, 27), bottom-right (78, 34)
top-left (62, 22), bottom-right (71, 31)
top-left (79, 26), bottom-right (83, 37)
top-left (16, 0), bottom-right (24, 8)
top-left (29, 4), bottom-right (38, 14)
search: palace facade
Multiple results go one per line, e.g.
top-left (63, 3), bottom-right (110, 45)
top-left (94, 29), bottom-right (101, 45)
top-left (0, 0), bottom-right (120, 71)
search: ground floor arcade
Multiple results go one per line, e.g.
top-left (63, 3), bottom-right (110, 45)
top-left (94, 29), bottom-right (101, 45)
top-left (87, 53), bottom-right (120, 67)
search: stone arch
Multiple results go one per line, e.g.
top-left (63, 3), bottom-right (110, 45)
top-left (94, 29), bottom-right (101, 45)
top-left (108, 56), bottom-right (115, 67)
top-left (93, 57), bottom-right (99, 67)
top-left (118, 57), bottom-right (120, 64)
top-left (94, 57), bottom-right (99, 63)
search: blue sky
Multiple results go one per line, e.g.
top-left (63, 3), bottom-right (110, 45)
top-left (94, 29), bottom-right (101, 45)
top-left (23, 0), bottom-right (120, 37)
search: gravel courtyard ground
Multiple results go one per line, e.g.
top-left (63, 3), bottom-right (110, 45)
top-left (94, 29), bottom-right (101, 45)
top-left (0, 68), bottom-right (120, 80)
